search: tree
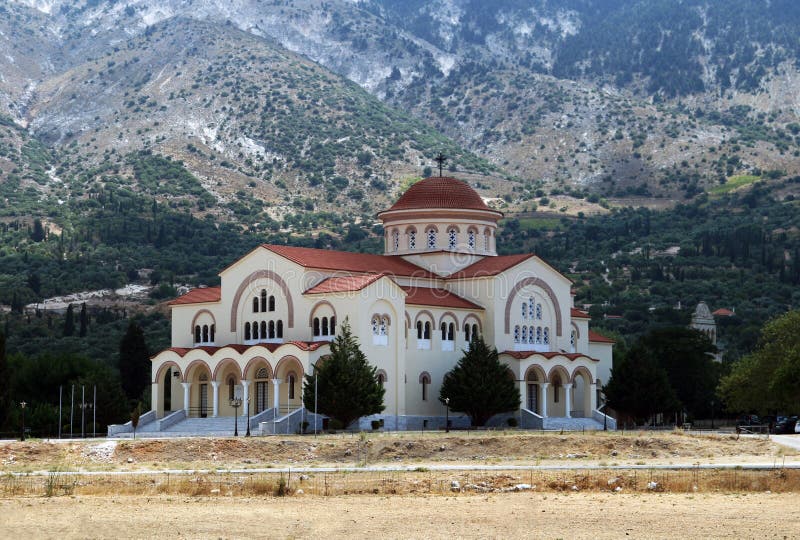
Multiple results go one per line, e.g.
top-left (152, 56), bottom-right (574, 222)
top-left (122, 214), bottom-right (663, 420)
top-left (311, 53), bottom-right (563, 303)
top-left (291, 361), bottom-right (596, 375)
top-left (79, 303), bottom-right (89, 338)
top-left (439, 336), bottom-right (520, 427)
top-left (63, 304), bottom-right (75, 337)
top-left (119, 321), bottom-right (150, 403)
top-left (637, 327), bottom-right (719, 417)
top-left (0, 332), bottom-right (8, 431)
top-left (604, 344), bottom-right (680, 425)
top-left (30, 219), bottom-right (45, 242)
top-left (719, 310), bottom-right (800, 414)
top-left (302, 319), bottom-right (384, 428)
top-left (131, 404), bottom-right (141, 440)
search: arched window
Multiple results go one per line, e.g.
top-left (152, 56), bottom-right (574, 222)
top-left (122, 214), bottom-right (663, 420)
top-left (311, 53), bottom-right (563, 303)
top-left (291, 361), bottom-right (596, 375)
top-left (260, 290), bottom-right (267, 312)
top-left (372, 316), bottom-right (388, 346)
top-left (245, 322), bottom-right (252, 341)
top-left (268, 295), bottom-right (276, 312)
top-left (268, 320), bottom-right (276, 339)
top-left (288, 373), bottom-right (296, 400)
top-left (330, 316), bottom-right (336, 335)
top-left (416, 321), bottom-right (423, 340)
top-left (227, 376), bottom-right (235, 401)
top-left (570, 330), bottom-right (576, 352)
top-left (321, 317), bottom-right (329, 336)
top-left (408, 230), bottom-right (417, 250)
top-left (471, 324), bottom-right (479, 339)
top-left (424, 321), bottom-right (431, 339)
top-left (194, 325), bottom-right (201, 343)
top-left (202, 325), bottom-right (209, 343)
top-left (260, 321), bottom-right (267, 340)
top-left (536, 303), bottom-right (542, 320)
top-left (426, 228), bottom-right (437, 249)
top-left (372, 317), bottom-right (379, 336)
top-left (536, 327), bottom-right (542, 344)
top-left (252, 321), bottom-right (259, 340)
top-left (253, 297), bottom-right (259, 313)
top-left (441, 322), bottom-right (448, 341)
top-left (448, 228), bottom-right (457, 249)
top-left (468, 230), bottom-right (476, 250)
top-left (210, 324), bottom-right (215, 342)
top-left (522, 302), bottom-right (527, 320)
top-left (277, 320), bottom-right (284, 338)
top-left (420, 373), bottom-right (431, 401)
top-left (313, 317), bottom-right (320, 337)
top-left (514, 325), bottom-right (520, 343)
top-left (392, 230), bottom-right (400, 252)
top-left (256, 367), bottom-right (269, 380)
top-left (484, 231), bottom-right (490, 251)
top-left (543, 327), bottom-right (550, 345)
top-left (528, 297), bottom-right (535, 319)
top-left (377, 372), bottom-right (385, 387)
top-left (441, 322), bottom-right (455, 351)
top-left (521, 326), bottom-right (528, 344)
top-left (380, 317), bottom-right (388, 336)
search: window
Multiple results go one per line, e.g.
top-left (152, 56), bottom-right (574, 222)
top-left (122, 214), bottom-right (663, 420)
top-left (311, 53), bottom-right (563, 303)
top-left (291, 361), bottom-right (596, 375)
top-left (277, 320), bottom-right (284, 338)
top-left (210, 325), bottom-right (215, 342)
top-left (288, 374), bottom-right (296, 400)
top-left (392, 230), bottom-right (400, 252)
top-left (252, 321), bottom-right (259, 340)
top-left (202, 325), bottom-right (209, 343)
top-left (514, 325), bottom-right (520, 343)
top-left (313, 317), bottom-right (320, 337)
top-left (416, 321), bottom-right (423, 339)
top-left (521, 326), bottom-right (528, 344)
top-left (536, 303), bottom-right (542, 320)
top-left (416, 319), bottom-right (431, 349)
top-left (448, 228), bottom-right (457, 249)
top-left (484, 231), bottom-right (489, 251)
top-left (522, 302), bottom-right (527, 320)
top-left (441, 322), bottom-right (455, 351)
top-left (268, 320), bottom-right (276, 339)
top-left (195, 323), bottom-right (214, 344)
top-left (409, 230), bottom-right (417, 250)
top-left (245, 322), bottom-right (252, 341)
top-left (543, 327), bottom-right (550, 345)
top-left (194, 325), bottom-right (201, 343)
top-left (427, 228), bottom-right (437, 249)
top-left (554, 384), bottom-right (560, 403)
top-left (321, 317), bottom-right (328, 336)
top-left (372, 316), bottom-right (388, 346)
top-left (330, 316), bottom-right (336, 335)
top-left (420, 373), bottom-right (431, 401)
top-left (268, 295), bottom-right (276, 312)
top-left (377, 372), bottom-right (385, 387)
top-left (380, 317), bottom-right (387, 336)
top-left (253, 297), bottom-right (259, 313)
top-left (228, 376), bottom-right (235, 401)
top-left (528, 298), bottom-right (535, 320)
top-left (256, 367), bottom-right (269, 379)
top-left (260, 321), bottom-right (267, 339)
top-left (468, 230), bottom-right (476, 250)
top-left (570, 330), bottom-right (576, 353)
top-left (260, 290), bottom-right (267, 312)
top-left (536, 327), bottom-right (542, 344)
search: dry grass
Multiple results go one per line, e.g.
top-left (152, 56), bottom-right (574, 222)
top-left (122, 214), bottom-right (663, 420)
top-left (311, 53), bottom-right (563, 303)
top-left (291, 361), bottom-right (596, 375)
top-left (3, 467), bottom-right (800, 499)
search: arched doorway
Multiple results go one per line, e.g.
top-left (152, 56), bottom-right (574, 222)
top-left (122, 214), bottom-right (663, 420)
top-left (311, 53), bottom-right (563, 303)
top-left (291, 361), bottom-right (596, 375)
top-left (524, 365), bottom-right (546, 414)
top-left (571, 367), bottom-right (594, 418)
top-left (547, 366), bottom-right (571, 417)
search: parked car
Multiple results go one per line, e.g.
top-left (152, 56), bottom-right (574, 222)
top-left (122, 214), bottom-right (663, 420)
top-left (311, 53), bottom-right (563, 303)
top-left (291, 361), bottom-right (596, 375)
top-left (773, 416), bottom-right (798, 434)
top-left (796, 419), bottom-right (800, 434)
top-left (737, 414), bottom-right (760, 426)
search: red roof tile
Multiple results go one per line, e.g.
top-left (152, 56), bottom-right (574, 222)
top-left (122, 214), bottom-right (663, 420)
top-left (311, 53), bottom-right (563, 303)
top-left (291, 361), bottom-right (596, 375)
top-left (304, 274), bottom-right (386, 294)
top-left (501, 351), bottom-right (598, 361)
top-left (262, 244), bottom-right (434, 278)
top-left (588, 330), bottom-right (616, 343)
top-left (401, 286), bottom-right (483, 310)
top-left (571, 308), bottom-right (591, 319)
top-left (169, 286), bottom-right (221, 305)
top-left (381, 176), bottom-right (499, 213)
top-left (448, 253), bottom-right (535, 279)
top-left (155, 341), bottom-right (329, 359)
top-left (712, 308), bottom-right (735, 317)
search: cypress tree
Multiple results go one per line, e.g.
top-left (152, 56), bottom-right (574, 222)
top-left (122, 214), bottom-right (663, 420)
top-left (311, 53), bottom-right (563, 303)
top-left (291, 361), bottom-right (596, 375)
top-left (79, 303), bottom-right (89, 338)
top-left (439, 335), bottom-right (520, 426)
top-left (0, 332), bottom-right (8, 430)
top-left (119, 321), bottom-right (150, 402)
top-left (302, 319), bottom-right (384, 428)
top-left (63, 304), bottom-right (75, 337)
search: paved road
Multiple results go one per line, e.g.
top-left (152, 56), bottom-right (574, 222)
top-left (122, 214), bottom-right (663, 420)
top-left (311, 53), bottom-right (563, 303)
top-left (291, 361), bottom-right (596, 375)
top-left (773, 434), bottom-right (800, 451)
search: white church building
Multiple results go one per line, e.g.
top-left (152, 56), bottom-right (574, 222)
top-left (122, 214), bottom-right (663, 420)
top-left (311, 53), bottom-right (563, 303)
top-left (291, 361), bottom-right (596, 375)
top-left (139, 176), bottom-right (615, 434)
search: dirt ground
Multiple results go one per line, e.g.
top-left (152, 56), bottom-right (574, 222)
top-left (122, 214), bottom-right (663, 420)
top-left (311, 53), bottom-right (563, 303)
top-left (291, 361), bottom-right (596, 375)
top-left (1, 492), bottom-right (798, 539)
top-left (1, 431), bottom-right (794, 472)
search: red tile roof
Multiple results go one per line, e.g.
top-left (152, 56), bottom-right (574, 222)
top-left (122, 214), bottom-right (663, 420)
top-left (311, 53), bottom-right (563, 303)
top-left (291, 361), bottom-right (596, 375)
top-left (588, 330), bottom-right (616, 343)
top-left (304, 274), bottom-right (386, 294)
top-left (712, 308), bottom-right (735, 317)
top-left (571, 308), bottom-right (591, 319)
top-left (381, 176), bottom-right (499, 213)
top-left (401, 286), bottom-right (483, 310)
top-left (501, 351), bottom-right (598, 361)
top-left (169, 286), bottom-right (221, 305)
top-left (155, 341), bottom-right (329, 359)
top-left (447, 253), bottom-right (535, 279)
top-left (262, 244), bottom-right (434, 278)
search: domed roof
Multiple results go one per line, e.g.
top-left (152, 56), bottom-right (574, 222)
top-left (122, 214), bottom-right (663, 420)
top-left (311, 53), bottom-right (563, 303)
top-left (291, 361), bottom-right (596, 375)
top-left (383, 177), bottom-right (495, 213)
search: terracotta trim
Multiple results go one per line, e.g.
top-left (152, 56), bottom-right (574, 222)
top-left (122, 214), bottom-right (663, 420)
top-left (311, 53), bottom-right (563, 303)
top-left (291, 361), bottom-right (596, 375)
top-left (524, 364), bottom-right (547, 382)
top-left (419, 371), bottom-right (431, 384)
top-left (376, 369), bottom-right (388, 383)
top-left (243, 356), bottom-right (273, 380)
top-left (230, 270), bottom-right (294, 332)
top-left (504, 278), bottom-right (563, 337)
top-left (413, 309), bottom-right (436, 326)
top-left (275, 355), bottom-right (304, 378)
top-left (153, 360), bottom-right (182, 384)
top-left (212, 358), bottom-right (242, 381)
top-left (182, 359), bottom-right (212, 382)
top-left (546, 365), bottom-right (570, 384)
top-left (190, 309), bottom-right (216, 334)
top-left (437, 311), bottom-right (460, 331)
top-left (309, 300), bottom-right (337, 327)
top-left (571, 365), bottom-right (593, 384)
top-left (462, 313), bottom-right (483, 332)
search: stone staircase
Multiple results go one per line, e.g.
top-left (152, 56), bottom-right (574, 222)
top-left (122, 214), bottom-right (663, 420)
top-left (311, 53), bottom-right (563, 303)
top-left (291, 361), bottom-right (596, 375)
top-left (135, 416), bottom-right (253, 437)
top-left (542, 417), bottom-right (606, 431)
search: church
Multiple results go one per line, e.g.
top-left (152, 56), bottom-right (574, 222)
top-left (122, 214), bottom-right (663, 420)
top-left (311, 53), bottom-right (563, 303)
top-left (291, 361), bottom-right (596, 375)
top-left (143, 176), bottom-right (616, 434)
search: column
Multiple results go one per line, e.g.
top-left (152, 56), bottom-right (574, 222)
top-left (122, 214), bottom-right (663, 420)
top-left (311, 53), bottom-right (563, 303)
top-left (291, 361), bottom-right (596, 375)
top-left (151, 382), bottom-right (159, 416)
top-left (272, 378), bottom-right (281, 411)
top-left (211, 381), bottom-right (220, 417)
top-left (519, 379), bottom-right (527, 411)
top-left (589, 383), bottom-right (598, 413)
top-left (564, 383), bottom-right (572, 418)
top-left (241, 380), bottom-right (251, 417)
top-left (181, 382), bottom-right (192, 414)
top-left (540, 383), bottom-right (549, 417)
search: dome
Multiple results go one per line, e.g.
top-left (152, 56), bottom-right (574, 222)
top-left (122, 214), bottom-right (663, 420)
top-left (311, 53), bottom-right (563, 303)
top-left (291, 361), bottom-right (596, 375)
top-left (383, 177), bottom-right (494, 213)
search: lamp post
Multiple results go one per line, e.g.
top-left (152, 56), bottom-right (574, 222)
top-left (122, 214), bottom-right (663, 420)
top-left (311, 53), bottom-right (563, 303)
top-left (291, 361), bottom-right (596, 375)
top-left (245, 398), bottom-right (251, 437)
top-left (313, 363), bottom-right (318, 436)
top-left (20, 401), bottom-right (27, 441)
top-left (445, 397), bottom-right (450, 433)
top-left (230, 397), bottom-right (242, 436)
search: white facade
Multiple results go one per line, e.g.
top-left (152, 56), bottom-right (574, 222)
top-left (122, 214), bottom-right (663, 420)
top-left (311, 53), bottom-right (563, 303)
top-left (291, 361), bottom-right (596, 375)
top-left (150, 177), bottom-right (614, 429)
